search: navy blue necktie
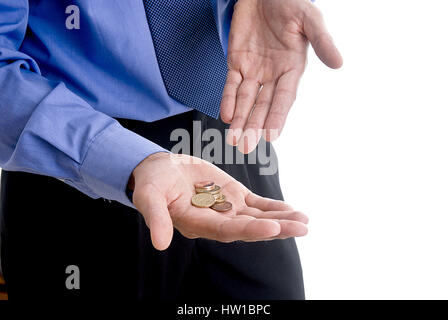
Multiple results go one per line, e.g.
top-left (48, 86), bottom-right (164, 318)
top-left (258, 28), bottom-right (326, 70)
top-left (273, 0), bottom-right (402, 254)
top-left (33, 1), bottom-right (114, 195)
top-left (143, 0), bottom-right (228, 119)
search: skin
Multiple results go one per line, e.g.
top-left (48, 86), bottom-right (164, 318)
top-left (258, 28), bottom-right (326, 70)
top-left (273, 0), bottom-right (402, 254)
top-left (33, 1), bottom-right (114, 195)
top-left (132, 0), bottom-right (342, 250)
top-left (221, 0), bottom-right (343, 153)
top-left (131, 153), bottom-right (308, 250)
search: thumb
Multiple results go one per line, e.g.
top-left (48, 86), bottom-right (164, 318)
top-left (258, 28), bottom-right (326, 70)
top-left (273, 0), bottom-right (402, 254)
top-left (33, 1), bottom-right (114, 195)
top-left (134, 185), bottom-right (174, 251)
top-left (303, 4), bottom-right (343, 69)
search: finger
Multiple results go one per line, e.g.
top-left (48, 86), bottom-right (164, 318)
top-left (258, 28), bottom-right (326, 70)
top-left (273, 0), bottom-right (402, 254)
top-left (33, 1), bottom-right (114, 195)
top-left (275, 220), bottom-right (308, 238)
top-left (263, 70), bottom-right (300, 141)
top-left (185, 208), bottom-right (281, 242)
top-left (227, 79), bottom-right (261, 146)
top-left (259, 220), bottom-right (309, 240)
top-left (303, 4), bottom-right (343, 69)
top-left (246, 192), bottom-right (294, 212)
top-left (134, 185), bottom-right (174, 251)
top-left (238, 83), bottom-right (276, 154)
top-left (221, 217), bottom-right (282, 242)
top-left (220, 70), bottom-right (243, 124)
top-left (238, 207), bottom-right (309, 224)
top-left (242, 218), bottom-right (308, 241)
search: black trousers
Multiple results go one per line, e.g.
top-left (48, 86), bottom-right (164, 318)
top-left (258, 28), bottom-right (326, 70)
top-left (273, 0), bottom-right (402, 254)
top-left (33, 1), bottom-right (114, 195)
top-left (0, 111), bottom-right (304, 300)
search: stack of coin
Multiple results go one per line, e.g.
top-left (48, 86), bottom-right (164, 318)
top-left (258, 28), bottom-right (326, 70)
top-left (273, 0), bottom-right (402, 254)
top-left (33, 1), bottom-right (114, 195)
top-left (191, 181), bottom-right (233, 212)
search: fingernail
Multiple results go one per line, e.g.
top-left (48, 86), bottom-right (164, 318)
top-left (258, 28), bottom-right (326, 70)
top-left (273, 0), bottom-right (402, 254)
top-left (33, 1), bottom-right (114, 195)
top-left (227, 128), bottom-right (242, 146)
top-left (237, 129), bottom-right (260, 154)
top-left (268, 220), bottom-right (282, 236)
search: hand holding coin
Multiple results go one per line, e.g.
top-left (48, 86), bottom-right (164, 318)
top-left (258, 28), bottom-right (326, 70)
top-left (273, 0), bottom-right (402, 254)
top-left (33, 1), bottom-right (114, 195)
top-left (131, 153), bottom-right (309, 250)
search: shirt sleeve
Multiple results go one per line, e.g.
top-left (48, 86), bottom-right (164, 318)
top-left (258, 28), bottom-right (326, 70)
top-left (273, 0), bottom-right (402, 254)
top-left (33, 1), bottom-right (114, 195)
top-left (0, 0), bottom-right (167, 207)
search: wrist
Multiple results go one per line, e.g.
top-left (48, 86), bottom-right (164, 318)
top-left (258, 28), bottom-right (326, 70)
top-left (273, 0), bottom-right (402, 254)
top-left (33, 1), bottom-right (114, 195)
top-left (128, 152), bottom-right (170, 190)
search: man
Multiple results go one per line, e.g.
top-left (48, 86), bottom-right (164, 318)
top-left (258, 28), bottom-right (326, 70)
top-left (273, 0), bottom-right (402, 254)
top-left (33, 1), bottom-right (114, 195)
top-left (0, 0), bottom-right (342, 299)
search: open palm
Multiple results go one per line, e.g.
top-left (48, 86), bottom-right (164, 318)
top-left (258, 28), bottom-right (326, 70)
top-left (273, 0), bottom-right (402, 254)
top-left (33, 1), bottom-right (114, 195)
top-left (132, 153), bottom-right (308, 250)
top-left (221, 0), bottom-right (343, 153)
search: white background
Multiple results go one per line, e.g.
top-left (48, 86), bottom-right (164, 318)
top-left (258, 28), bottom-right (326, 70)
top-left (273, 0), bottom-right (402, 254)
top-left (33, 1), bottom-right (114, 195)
top-left (276, 0), bottom-right (448, 299)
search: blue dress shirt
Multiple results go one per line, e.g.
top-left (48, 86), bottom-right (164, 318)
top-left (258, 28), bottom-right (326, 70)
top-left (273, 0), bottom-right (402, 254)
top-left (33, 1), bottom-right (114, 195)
top-left (0, 0), bottom-right (235, 207)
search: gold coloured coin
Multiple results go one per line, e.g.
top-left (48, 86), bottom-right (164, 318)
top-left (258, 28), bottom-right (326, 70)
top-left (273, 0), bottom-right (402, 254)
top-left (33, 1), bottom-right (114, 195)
top-left (196, 185), bottom-right (221, 195)
top-left (191, 193), bottom-right (216, 208)
top-left (205, 185), bottom-right (221, 195)
top-left (215, 194), bottom-right (226, 203)
top-left (211, 201), bottom-right (233, 212)
top-left (194, 181), bottom-right (215, 192)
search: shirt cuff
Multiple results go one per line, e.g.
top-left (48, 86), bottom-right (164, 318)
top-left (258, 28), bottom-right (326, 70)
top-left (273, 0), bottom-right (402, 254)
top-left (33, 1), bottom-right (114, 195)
top-left (79, 122), bottom-right (168, 208)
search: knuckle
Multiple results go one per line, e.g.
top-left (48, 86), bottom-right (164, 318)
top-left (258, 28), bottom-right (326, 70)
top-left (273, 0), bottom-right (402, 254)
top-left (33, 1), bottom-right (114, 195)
top-left (290, 212), bottom-right (303, 221)
top-left (245, 119), bottom-right (262, 130)
top-left (276, 88), bottom-right (296, 101)
top-left (265, 117), bottom-right (282, 128)
top-left (255, 100), bottom-right (270, 108)
top-left (268, 109), bottom-right (287, 121)
top-left (237, 92), bottom-right (252, 101)
top-left (220, 94), bottom-right (235, 105)
top-left (226, 79), bottom-right (241, 87)
top-left (231, 115), bottom-right (246, 124)
top-left (217, 223), bottom-right (234, 243)
top-left (278, 200), bottom-right (294, 211)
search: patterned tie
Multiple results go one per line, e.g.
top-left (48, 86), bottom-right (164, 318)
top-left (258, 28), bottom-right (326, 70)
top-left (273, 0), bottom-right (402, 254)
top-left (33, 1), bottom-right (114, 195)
top-left (142, 0), bottom-right (228, 119)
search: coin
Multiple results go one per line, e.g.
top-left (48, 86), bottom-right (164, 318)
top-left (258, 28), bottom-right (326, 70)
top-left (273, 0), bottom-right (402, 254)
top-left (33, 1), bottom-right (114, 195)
top-left (211, 201), bottom-right (233, 212)
top-left (215, 194), bottom-right (226, 203)
top-left (194, 181), bottom-right (215, 192)
top-left (203, 185), bottom-right (221, 195)
top-left (191, 193), bottom-right (216, 208)
top-left (196, 185), bottom-right (221, 195)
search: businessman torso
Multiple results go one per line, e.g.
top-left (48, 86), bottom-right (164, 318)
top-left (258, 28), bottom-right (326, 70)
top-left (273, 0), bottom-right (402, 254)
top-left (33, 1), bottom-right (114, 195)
top-left (18, 0), bottom-right (233, 121)
top-left (0, 0), bottom-right (305, 300)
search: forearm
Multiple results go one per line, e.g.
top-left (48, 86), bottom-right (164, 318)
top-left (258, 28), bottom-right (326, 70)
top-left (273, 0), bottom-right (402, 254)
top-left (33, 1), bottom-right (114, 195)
top-left (0, 60), bottom-right (167, 207)
top-left (0, 2), bottom-right (167, 207)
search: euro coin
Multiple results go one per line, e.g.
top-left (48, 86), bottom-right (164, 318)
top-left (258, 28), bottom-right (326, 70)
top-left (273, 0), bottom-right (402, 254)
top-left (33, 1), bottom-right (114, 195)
top-left (191, 193), bottom-right (216, 208)
top-left (215, 194), bottom-right (226, 203)
top-left (194, 181), bottom-right (215, 192)
top-left (196, 185), bottom-right (221, 195)
top-left (207, 185), bottom-right (221, 195)
top-left (211, 201), bottom-right (232, 212)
